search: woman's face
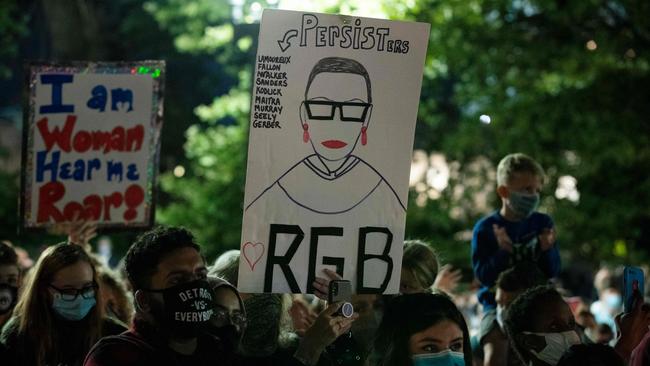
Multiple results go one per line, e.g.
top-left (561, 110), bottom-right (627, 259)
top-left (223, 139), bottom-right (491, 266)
top-left (409, 319), bottom-right (464, 356)
top-left (48, 260), bottom-right (95, 302)
top-left (213, 286), bottom-right (245, 334)
top-left (302, 72), bottom-right (370, 162)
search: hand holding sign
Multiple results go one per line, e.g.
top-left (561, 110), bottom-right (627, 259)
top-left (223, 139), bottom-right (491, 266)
top-left (312, 268), bottom-right (343, 301)
top-left (48, 215), bottom-right (97, 252)
top-left (238, 9), bottom-right (430, 294)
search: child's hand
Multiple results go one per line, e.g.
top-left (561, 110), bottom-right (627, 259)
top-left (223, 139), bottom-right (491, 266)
top-left (433, 264), bottom-right (462, 293)
top-left (493, 224), bottom-right (513, 253)
top-left (289, 297), bottom-right (318, 337)
top-left (538, 227), bottom-right (556, 252)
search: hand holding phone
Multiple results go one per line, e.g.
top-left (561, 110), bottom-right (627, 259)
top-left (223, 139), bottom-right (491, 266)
top-left (614, 267), bottom-right (650, 360)
top-left (328, 280), bottom-right (354, 318)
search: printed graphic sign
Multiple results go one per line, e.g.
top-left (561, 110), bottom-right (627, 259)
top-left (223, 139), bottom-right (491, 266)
top-left (20, 61), bottom-right (165, 229)
top-left (238, 9), bottom-right (430, 294)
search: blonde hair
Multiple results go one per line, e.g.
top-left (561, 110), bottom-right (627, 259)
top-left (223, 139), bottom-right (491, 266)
top-left (12, 243), bottom-right (104, 365)
top-left (496, 153), bottom-right (545, 186)
top-left (98, 268), bottom-right (133, 325)
top-left (402, 240), bottom-right (439, 290)
top-left (209, 249), bottom-right (240, 286)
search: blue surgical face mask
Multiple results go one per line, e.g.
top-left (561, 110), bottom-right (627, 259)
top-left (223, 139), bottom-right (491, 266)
top-left (52, 291), bottom-right (97, 321)
top-left (508, 190), bottom-right (540, 218)
top-left (604, 293), bottom-right (622, 310)
top-left (412, 349), bottom-right (465, 366)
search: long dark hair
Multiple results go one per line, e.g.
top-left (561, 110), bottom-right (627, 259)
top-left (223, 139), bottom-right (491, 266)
top-left (373, 293), bottom-right (472, 366)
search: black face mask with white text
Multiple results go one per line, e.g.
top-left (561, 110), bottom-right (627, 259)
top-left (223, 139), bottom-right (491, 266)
top-left (145, 279), bottom-right (216, 338)
top-left (0, 284), bottom-right (18, 315)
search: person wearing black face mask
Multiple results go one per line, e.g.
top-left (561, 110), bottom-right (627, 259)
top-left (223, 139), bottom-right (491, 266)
top-left (0, 242), bottom-right (21, 329)
top-left (84, 226), bottom-right (227, 366)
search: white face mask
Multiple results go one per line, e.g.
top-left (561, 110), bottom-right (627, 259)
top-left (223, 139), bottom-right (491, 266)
top-left (496, 306), bottom-right (505, 330)
top-left (583, 327), bottom-right (596, 343)
top-left (523, 330), bottom-right (581, 365)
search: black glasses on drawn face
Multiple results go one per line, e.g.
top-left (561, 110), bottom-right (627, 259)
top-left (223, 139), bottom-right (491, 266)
top-left (49, 283), bottom-right (97, 302)
top-left (304, 100), bottom-right (372, 122)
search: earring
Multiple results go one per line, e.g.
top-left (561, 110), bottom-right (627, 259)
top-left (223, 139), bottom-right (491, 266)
top-left (361, 127), bottom-right (368, 146)
top-left (302, 123), bottom-right (310, 143)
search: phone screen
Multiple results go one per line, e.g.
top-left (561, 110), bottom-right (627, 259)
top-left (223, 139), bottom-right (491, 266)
top-left (328, 280), bottom-right (352, 303)
top-left (623, 266), bottom-right (645, 313)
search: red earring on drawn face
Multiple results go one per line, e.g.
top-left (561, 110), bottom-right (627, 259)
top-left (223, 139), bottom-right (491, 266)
top-left (303, 123), bottom-right (310, 143)
top-left (361, 126), bottom-right (368, 146)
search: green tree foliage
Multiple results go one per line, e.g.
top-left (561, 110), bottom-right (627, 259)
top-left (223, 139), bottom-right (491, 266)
top-left (1, 0), bottom-right (647, 270)
top-left (387, 0), bottom-right (650, 267)
top-left (156, 0), bottom-right (650, 269)
top-left (0, 1), bottom-right (27, 79)
top-left (147, 0), bottom-right (260, 260)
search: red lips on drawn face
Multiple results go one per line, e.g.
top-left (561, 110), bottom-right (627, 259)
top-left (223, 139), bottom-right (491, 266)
top-left (321, 140), bottom-right (348, 149)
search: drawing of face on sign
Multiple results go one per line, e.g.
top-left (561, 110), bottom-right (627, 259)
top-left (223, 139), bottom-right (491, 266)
top-left (239, 10), bottom-right (431, 294)
top-left (300, 57), bottom-right (372, 162)
top-left (247, 57), bottom-right (405, 215)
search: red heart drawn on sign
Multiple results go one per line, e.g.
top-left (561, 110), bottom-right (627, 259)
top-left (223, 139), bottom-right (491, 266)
top-left (242, 242), bottom-right (265, 271)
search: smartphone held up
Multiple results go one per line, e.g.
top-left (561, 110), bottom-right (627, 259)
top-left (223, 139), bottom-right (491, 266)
top-left (623, 266), bottom-right (645, 313)
top-left (328, 280), bottom-right (354, 318)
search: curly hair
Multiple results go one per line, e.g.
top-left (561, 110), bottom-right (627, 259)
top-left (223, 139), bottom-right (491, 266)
top-left (496, 261), bottom-right (547, 293)
top-left (124, 226), bottom-right (200, 291)
top-left (503, 285), bottom-right (565, 363)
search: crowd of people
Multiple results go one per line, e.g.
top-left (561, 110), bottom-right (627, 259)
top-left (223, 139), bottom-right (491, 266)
top-left (0, 153), bottom-right (649, 366)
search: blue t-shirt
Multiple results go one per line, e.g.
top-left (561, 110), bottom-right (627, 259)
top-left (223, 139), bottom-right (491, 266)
top-left (471, 211), bottom-right (561, 309)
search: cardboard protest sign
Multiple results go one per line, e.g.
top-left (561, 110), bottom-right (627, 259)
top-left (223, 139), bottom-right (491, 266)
top-left (20, 61), bottom-right (165, 229)
top-left (238, 9), bottom-right (430, 294)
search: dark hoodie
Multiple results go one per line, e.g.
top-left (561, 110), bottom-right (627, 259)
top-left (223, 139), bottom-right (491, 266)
top-left (85, 277), bottom-right (242, 366)
top-left (1, 315), bottom-right (125, 366)
top-left (83, 315), bottom-right (229, 366)
top-left (208, 277), bottom-right (306, 366)
top-left (206, 276), bottom-right (246, 351)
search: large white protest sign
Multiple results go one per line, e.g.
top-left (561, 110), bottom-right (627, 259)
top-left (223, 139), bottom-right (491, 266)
top-left (238, 9), bottom-right (430, 294)
top-left (21, 61), bottom-right (165, 229)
